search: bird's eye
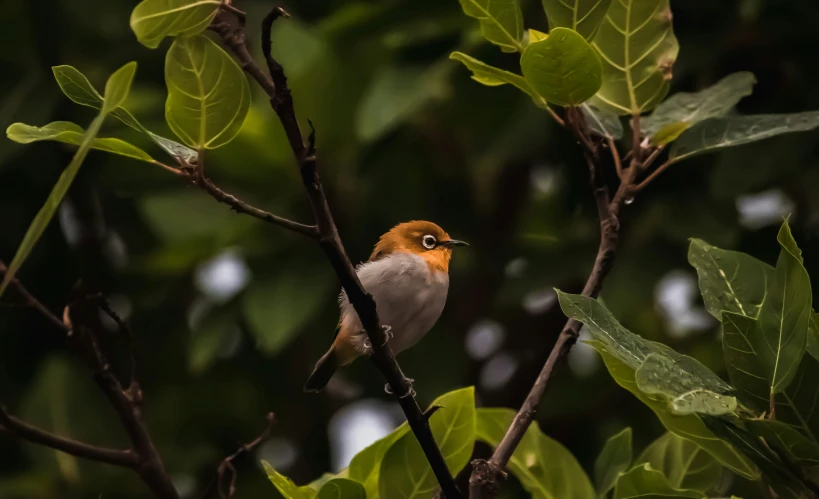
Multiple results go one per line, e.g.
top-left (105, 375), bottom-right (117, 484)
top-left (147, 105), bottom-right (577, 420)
top-left (422, 235), bottom-right (437, 249)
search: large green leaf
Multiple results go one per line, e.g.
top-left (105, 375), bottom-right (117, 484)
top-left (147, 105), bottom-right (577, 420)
top-left (477, 408), bottom-right (595, 499)
top-left (721, 312), bottom-right (770, 412)
top-left (51, 64), bottom-right (197, 163)
top-left (449, 51), bottom-right (547, 108)
top-left (613, 464), bottom-right (705, 498)
top-left (594, 427), bottom-right (632, 498)
top-left (348, 423), bottom-right (410, 498)
top-left (745, 419), bottom-right (819, 465)
top-left (753, 220), bottom-right (812, 394)
top-left (130, 0), bottom-right (221, 49)
top-left (6, 122), bottom-right (154, 163)
top-left (556, 291), bottom-right (732, 396)
top-left (582, 103), bottom-right (623, 139)
top-left (642, 72), bottom-right (756, 138)
top-left (379, 387), bottom-right (476, 499)
top-left (722, 313), bottom-right (819, 443)
top-left (636, 432), bottom-right (724, 493)
top-left (542, 0), bottom-right (613, 40)
top-left (520, 28), bottom-right (603, 106)
top-left (586, 341), bottom-right (758, 480)
top-left (688, 238), bottom-right (775, 320)
top-left (634, 354), bottom-right (737, 416)
top-left (809, 313), bottom-right (819, 361)
top-left (458, 0), bottom-right (524, 52)
top-left (316, 479), bottom-right (366, 499)
top-left (262, 461), bottom-right (316, 499)
top-left (242, 267), bottom-right (334, 355)
top-left (0, 62), bottom-right (136, 298)
top-left (670, 111), bottom-right (819, 162)
top-left (590, 0), bottom-right (679, 115)
top-left (165, 34), bottom-right (250, 149)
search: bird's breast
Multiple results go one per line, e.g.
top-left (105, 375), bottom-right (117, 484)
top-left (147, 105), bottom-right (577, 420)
top-left (339, 252), bottom-right (449, 354)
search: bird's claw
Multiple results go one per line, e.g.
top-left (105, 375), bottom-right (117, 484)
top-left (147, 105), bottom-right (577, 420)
top-left (381, 325), bottom-right (393, 346)
top-left (384, 378), bottom-right (415, 398)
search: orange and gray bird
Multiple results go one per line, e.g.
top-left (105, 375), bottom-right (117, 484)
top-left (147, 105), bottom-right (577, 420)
top-left (304, 221), bottom-right (467, 394)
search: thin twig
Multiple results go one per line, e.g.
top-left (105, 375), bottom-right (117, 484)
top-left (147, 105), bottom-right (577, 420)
top-left (546, 106), bottom-right (565, 127)
top-left (210, 6), bottom-right (462, 498)
top-left (630, 114), bottom-right (642, 168)
top-left (0, 408), bottom-right (138, 468)
top-left (198, 412), bottom-right (276, 499)
top-left (192, 166), bottom-right (319, 239)
top-left (607, 136), bottom-right (623, 179)
top-left (0, 260), bottom-right (68, 331)
top-left (640, 145), bottom-right (665, 171)
top-left (98, 297), bottom-right (139, 392)
top-left (631, 159), bottom-right (673, 193)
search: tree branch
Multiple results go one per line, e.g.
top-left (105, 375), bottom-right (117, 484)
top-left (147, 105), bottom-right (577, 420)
top-left (468, 108), bottom-right (640, 497)
top-left (198, 412), bottom-right (276, 499)
top-left (209, 6), bottom-right (462, 498)
top-left (65, 289), bottom-right (179, 499)
top-left (0, 408), bottom-right (138, 468)
top-left (0, 259), bottom-right (68, 331)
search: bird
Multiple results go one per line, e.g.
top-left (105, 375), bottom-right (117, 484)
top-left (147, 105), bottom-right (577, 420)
top-left (304, 220), bottom-right (467, 394)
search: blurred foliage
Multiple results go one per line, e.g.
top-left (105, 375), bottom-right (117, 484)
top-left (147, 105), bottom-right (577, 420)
top-left (1, 0), bottom-right (819, 498)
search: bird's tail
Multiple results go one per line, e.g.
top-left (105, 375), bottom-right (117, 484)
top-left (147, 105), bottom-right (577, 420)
top-left (304, 348), bottom-right (338, 393)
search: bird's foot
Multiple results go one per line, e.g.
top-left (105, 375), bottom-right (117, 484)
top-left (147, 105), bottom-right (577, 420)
top-left (381, 325), bottom-right (393, 346)
top-left (384, 378), bottom-right (415, 398)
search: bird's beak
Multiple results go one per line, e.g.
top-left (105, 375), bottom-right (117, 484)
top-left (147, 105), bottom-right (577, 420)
top-left (442, 239), bottom-right (469, 247)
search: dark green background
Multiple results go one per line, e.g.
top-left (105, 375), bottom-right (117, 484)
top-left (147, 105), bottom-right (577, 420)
top-left (1, 0), bottom-right (818, 497)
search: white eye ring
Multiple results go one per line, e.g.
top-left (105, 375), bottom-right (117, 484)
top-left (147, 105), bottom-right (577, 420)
top-left (422, 235), bottom-right (437, 249)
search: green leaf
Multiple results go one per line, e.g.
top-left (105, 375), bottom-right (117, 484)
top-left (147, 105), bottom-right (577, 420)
top-left (688, 238), bottom-right (775, 320)
top-left (745, 419), bottom-right (819, 465)
top-left (753, 220), bottom-right (812, 394)
top-left (636, 432), bottom-right (724, 493)
top-left (348, 423), bottom-right (410, 498)
top-left (242, 267), bottom-right (334, 355)
top-left (642, 72), bottom-right (756, 138)
top-left (595, 427), bottom-right (632, 498)
top-left (722, 312), bottom-right (819, 443)
top-left (557, 291), bottom-right (731, 395)
top-left (652, 122), bottom-right (689, 146)
top-left (613, 464), bottom-right (705, 498)
top-left (165, 34), bottom-right (250, 149)
top-left (634, 354), bottom-right (737, 416)
top-left (262, 461), bottom-right (316, 499)
top-left (582, 103), bottom-right (623, 139)
top-left (587, 340), bottom-right (758, 480)
top-left (520, 28), bottom-right (602, 107)
top-left (477, 407), bottom-right (596, 499)
top-left (721, 312), bottom-right (769, 412)
top-left (590, 0), bottom-right (679, 115)
top-left (51, 65), bottom-right (197, 163)
top-left (808, 313), bottom-right (819, 361)
top-left (527, 28), bottom-right (548, 44)
top-left (0, 60), bottom-right (136, 297)
top-left (670, 111), bottom-right (819, 162)
top-left (449, 52), bottom-right (547, 108)
top-left (458, 0), bottom-right (524, 52)
top-left (130, 0), bottom-right (221, 49)
top-left (541, 0), bottom-right (613, 40)
top-left (316, 478), bottom-right (366, 499)
top-left (379, 387), bottom-right (476, 498)
top-left (102, 61), bottom-right (138, 114)
top-left (6, 122), bottom-right (154, 163)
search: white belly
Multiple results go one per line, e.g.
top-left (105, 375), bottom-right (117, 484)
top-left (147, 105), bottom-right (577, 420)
top-left (339, 252), bottom-right (449, 357)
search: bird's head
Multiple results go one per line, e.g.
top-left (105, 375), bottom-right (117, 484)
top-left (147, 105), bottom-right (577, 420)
top-left (370, 220), bottom-right (468, 272)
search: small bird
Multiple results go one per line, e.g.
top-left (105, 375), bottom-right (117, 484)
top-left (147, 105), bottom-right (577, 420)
top-left (304, 220), bottom-right (467, 394)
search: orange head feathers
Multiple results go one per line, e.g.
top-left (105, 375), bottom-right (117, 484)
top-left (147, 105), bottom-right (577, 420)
top-left (369, 220), bottom-right (468, 272)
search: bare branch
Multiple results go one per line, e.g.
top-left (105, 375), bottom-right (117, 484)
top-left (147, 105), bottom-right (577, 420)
top-left (199, 412), bottom-right (276, 499)
top-left (469, 108), bottom-right (642, 496)
top-left (0, 408), bottom-right (138, 468)
top-left (0, 260), bottom-right (68, 331)
top-left (210, 6), bottom-right (462, 498)
top-left (631, 159), bottom-right (673, 193)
